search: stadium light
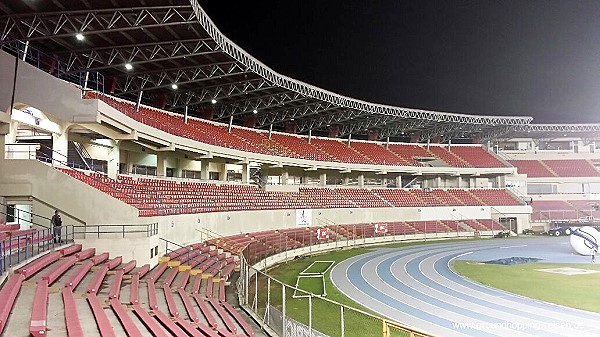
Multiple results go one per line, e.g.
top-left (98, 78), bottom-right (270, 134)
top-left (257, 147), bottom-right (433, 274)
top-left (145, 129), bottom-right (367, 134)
top-left (211, 99), bottom-right (217, 104)
top-left (124, 63), bottom-right (133, 70)
top-left (252, 109), bottom-right (258, 114)
top-left (75, 33), bottom-right (85, 41)
top-left (171, 84), bottom-right (178, 90)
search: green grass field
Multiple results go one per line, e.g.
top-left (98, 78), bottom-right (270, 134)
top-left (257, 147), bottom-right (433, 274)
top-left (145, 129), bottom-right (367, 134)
top-left (254, 248), bottom-right (389, 337)
top-left (295, 276), bottom-right (325, 296)
top-left (252, 237), bottom-right (600, 336)
top-left (452, 261), bottom-right (600, 313)
top-left (301, 260), bottom-right (334, 274)
top-left (257, 239), bottom-right (474, 337)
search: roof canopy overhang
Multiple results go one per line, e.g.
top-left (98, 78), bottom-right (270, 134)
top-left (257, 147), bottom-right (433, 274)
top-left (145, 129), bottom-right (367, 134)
top-left (3, 1), bottom-right (595, 142)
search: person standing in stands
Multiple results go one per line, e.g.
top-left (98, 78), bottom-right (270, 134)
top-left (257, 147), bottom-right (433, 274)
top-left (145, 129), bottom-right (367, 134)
top-left (51, 210), bottom-right (62, 243)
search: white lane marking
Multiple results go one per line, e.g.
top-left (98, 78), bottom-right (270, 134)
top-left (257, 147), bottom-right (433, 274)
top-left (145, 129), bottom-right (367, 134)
top-left (438, 246), bottom-right (600, 330)
top-left (421, 252), bottom-right (581, 336)
top-left (331, 248), bottom-right (471, 337)
top-left (499, 245), bottom-right (528, 249)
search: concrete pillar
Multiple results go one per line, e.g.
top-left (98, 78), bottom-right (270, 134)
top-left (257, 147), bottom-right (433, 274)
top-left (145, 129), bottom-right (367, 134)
top-left (156, 152), bottom-right (167, 177)
top-left (319, 172), bottom-right (327, 187)
top-left (496, 175), bottom-right (505, 188)
top-left (260, 164), bottom-right (270, 185)
top-left (395, 175), bottom-right (402, 188)
top-left (175, 158), bottom-right (184, 178)
top-left (7, 121), bottom-right (18, 143)
top-left (0, 134), bottom-right (5, 160)
top-left (357, 174), bottom-right (364, 188)
top-left (200, 159), bottom-right (209, 180)
top-left (457, 175), bottom-right (463, 188)
top-left (281, 170), bottom-right (289, 185)
top-left (436, 176), bottom-right (442, 188)
top-left (241, 163), bottom-right (250, 184)
top-left (52, 130), bottom-right (68, 165)
top-left (124, 151), bottom-right (134, 175)
top-left (219, 163), bottom-right (227, 181)
top-left (343, 176), bottom-right (350, 186)
top-left (107, 141), bottom-right (120, 179)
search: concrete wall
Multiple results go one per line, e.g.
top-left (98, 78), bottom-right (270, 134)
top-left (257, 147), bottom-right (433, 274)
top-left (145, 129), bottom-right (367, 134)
top-left (0, 159), bottom-right (138, 224)
top-left (77, 234), bottom-right (159, 267)
top-left (147, 204), bottom-right (531, 256)
top-left (0, 51), bottom-right (98, 122)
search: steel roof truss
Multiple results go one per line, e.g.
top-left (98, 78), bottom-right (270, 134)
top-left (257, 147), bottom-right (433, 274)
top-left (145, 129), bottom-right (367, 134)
top-left (0, 6), bottom-right (197, 43)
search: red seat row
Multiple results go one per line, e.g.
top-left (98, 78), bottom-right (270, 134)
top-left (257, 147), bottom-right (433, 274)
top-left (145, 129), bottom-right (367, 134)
top-left (87, 90), bottom-right (510, 168)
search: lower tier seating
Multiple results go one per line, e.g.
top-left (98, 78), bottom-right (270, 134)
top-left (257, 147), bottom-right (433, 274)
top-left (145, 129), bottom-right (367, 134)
top-left (208, 220), bottom-right (505, 257)
top-left (0, 242), bottom-right (255, 337)
top-left (1, 219), bottom-right (508, 336)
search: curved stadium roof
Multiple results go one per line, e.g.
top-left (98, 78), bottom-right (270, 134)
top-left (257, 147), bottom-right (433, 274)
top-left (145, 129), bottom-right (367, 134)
top-left (0, 0), bottom-right (597, 141)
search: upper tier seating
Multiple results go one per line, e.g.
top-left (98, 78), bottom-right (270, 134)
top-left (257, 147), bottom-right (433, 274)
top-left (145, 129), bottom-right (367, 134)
top-left (508, 160), bottom-right (555, 177)
top-left (542, 159), bottom-right (600, 177)
top-left (427, 146), bottom-right (471, 168)
top-left (349, 142), bottom-right (411, 166)
top-left (448, 146), bottom-right (507, 168)
top-left (386, 144), bottom-right (430, 166)
top-left (86, 91), bottom-right (510, 168)
top-left (58, 167), bottom-right (525, 216)
top-left (468, 189), bottom-right (524, 206)
top-left (269, 134), bottom-right (334, 161)
top-left (310, 138), bottom-right (373, 164)
top-left (510, 159), bottom-right (600, 177)
top-left (371, 189), bottom-right (426, 207)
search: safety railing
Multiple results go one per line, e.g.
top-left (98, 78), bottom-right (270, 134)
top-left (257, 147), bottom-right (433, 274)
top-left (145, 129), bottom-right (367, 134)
top-left (531, 209), bottom-right (597, 223)
top-left (1, 40), bottom-right (104, 92)
top-left (72, 223), bottom-right (158, 239)
top-left (1, 225), bottom-right (75, 276)
top-left (238, 254), bottom-right (433, 337)
top-left (241, 222), bottom-right (476, 267)
top-left (4, 143), bottom-right (92, 171)
top-left (230, 221), bottom-right (501, 336)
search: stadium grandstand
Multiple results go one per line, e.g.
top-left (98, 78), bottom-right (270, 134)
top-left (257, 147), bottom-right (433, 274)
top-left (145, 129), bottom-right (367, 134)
top-left (0, 1), bottom-right (599, 336)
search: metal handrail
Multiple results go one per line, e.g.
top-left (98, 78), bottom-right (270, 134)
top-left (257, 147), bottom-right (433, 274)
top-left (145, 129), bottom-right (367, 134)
top-left (237, 253), bottom-right (434, 337)
top-left (0, 202), bottom-right (51, 229)
top-left (0, 40), bottom-right (104, 92)
top-left (1, 225), bottom-right (75, 276)
top-left (72, 223), bottom-right (158, 239)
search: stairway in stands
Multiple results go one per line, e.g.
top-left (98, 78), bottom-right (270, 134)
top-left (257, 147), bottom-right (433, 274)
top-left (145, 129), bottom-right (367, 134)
top-left (0, 242), bottom-right (261, 337)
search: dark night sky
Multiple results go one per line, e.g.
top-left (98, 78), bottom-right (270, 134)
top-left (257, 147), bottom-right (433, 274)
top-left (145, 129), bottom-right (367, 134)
top-left (199, 1), bottom-right (600, 124)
